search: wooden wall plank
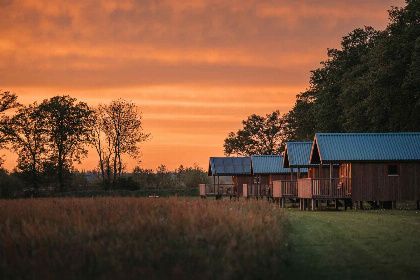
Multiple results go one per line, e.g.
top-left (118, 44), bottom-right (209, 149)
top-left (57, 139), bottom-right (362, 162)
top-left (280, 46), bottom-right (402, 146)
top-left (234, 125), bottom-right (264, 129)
top-left (351, 162), bottom-right (420, 202)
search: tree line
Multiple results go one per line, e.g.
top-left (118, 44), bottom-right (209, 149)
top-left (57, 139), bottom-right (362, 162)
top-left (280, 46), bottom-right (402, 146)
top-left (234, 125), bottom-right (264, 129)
top-left (0, 93), bottom-right (209, 198)
top-left (224, 0), bottom-right (420, 156)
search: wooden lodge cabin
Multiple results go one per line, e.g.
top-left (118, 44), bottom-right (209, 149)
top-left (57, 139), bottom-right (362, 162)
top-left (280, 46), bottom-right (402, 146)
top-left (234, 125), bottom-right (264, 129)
top-left (280, 142), bottom-right (314, 206)
top-left (199, 157), bottom-right (253, 198)
top-left (280, 142), bottom-right (333, 207)
top-left (283, 141), bottom-right (339, 179)
top-left (243, 155), bottom-right (304, 199)
top-left (300, 133), bottom-right (420, 210)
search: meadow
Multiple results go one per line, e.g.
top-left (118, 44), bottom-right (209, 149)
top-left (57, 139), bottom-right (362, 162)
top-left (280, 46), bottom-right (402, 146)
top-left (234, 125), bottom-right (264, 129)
top-left (0, 198), bottom-right (289, 280)
top-left (283, 204), bottom-right (420, 280)
top-left (1, 198), bottom-right (420, 280)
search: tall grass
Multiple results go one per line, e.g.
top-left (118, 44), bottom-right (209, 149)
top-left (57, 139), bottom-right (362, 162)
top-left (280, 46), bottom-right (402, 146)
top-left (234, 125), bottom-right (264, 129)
top-left (0, 197), bottom-right (289, 280)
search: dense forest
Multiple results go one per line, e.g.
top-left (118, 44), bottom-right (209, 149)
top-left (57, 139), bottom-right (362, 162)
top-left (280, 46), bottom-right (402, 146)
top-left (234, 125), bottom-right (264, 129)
top-left (224, 0), bottom-right (420, 156)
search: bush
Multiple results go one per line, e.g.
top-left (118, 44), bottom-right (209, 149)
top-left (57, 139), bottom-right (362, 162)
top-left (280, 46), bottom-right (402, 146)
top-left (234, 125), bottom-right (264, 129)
top-left (116, 176), bottom-right (141, 191)
top-left (53, 188), bottom-right (199, 198)
top-left (54, 190), bottom-right (133, 198)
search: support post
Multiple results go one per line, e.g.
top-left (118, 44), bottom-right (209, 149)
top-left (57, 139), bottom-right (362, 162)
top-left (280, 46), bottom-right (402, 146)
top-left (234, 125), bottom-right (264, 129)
top-left (281, 198), bottom-right (285, 208)
top-left (297, 167), bottom-right (301, 179)
top-left (417, 201), bottom-right (420, 210)
top-left (312, 199), bottom-right (316, 211)
top-left (392, 201), bottom-right (397, 210)
top-left (219, 176), bottom-right (222, 196)
top-left (360, 201), bottom-right (364, 210)
top-left (213, 175), bottom-right (216, 194)
top-left (318, 164), bottom-right (322, 178)
top-left (299, 199), bottom-right (303, 210)
top-left (329, 163), bottom-right (333, 196)
top-left (335, 199), bottom-right (339, 210)
top-left (291, 167), bottom-right (294, 181)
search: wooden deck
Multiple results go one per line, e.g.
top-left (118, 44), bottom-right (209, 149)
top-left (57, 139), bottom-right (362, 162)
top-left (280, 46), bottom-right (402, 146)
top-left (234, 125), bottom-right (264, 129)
top-left (242, 184), bottom-right (273, 198)
top-left (298, 178), bottom-right (352, 211)
top-left (298, 178), bottom-right (351, 199)
top-left (272, 180), bottom-right (298, 207)
top-left (199, 184), bottom-right (238, 197)
top-left (273, 180), bottom-right (297, 198)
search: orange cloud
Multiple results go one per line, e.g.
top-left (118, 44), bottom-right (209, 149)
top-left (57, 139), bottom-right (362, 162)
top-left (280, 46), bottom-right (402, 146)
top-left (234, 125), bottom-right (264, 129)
top-left (0, 0), bottom-right (405, 171)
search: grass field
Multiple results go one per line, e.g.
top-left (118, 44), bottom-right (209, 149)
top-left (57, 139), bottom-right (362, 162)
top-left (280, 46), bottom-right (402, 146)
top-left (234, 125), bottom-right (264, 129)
top-left (283, 205), bottom-right (420, 280)
top-left (0, 197), bottom-right (289, 280)
top-left (1, 198), bottom-right (419, 280)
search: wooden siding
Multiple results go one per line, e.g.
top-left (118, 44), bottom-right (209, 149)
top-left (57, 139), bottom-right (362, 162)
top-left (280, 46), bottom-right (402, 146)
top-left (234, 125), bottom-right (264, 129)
top-left (308, 166), bottom-right (339, 178)
top-left (234, 176), bottom-right (255, 196)
top-left (259, 175), bottom-right (270, 184)
top-left (298, 178), bottom-right (312, 198)
top-left (242, 184), bottom-right (248, 197)
top-left (270, 174), bottom-right (295, 183)
top-left (199, 184), bottom-right (206, 196)
top-left (351, 162), bottom-right (420, 201)
top-left (272, 181), bottom-right (281, 198)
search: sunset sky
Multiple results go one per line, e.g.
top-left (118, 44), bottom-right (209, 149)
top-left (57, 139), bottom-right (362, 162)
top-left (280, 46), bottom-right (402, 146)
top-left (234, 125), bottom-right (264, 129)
top-left (1, 0), bottom-right (405, 171)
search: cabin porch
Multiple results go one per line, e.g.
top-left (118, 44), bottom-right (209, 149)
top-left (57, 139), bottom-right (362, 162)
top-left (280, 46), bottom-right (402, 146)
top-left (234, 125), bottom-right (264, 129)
top-left (199, 183), bottom-right (238, 198)
top-left (297, 178), bottom-right (352, 211)
top-left (242, 184), bottom-right (273, 199)
top-left (273, 180), bottom-right (298, 207)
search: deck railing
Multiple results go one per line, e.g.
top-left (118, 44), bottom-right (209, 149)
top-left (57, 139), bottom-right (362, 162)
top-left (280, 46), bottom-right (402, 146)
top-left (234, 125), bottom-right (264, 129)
top-left (281, 180), bottom-right (298, 197)
top-left (199, 184), bottom-right (237, 196)
top-left (244, 184), bottom-right (273, 197)
top-left (273, 180), bottom-right (298, 198)
top-left (311, 178), bottom-right (351, 198)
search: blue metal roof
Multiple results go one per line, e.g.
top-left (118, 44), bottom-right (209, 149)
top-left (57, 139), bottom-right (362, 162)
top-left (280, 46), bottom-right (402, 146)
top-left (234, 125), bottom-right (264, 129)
top-left (311, 133), bottom-right (420, 163)
top-left (208, 157), bottom-right (252, 176)
top-left (252, 155), bottom-right (308, 174)
top-left (283, 142), bottom-right (317, 167)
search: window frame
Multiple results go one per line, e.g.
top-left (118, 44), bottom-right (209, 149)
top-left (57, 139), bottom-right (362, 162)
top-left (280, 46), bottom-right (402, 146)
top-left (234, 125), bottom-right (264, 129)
top-left (386, 163), bottom-right (399, 177)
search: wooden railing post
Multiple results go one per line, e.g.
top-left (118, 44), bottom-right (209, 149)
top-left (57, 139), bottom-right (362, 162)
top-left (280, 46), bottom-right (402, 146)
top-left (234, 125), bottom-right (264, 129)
top-left (311, 179), bottom-right (313, 198)
top-left (281, 181), bottom-right (283, 197)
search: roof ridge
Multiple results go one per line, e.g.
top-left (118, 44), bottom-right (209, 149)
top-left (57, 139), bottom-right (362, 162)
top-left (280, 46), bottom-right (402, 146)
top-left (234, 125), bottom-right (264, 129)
top-left (252, 155), bottom-right (283, 157)
top-left (316, 132), bottom-right (420, 136)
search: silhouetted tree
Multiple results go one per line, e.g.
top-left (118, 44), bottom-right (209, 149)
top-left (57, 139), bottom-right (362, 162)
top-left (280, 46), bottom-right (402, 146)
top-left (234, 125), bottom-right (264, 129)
top-left (6, 103), bottom-right (47, 189)
top-left (99, 99), bottom-right (150, 185)
top-left (39, 96), bottom-right (93, 191)
top-left (0, 91), bottom-right (19, 148)
top-left (90, 107), bottom-right (112, 186)
top-left (224, 110), bottom-right (290, 156)
top-left (175, 164), bottom-right (211, 188)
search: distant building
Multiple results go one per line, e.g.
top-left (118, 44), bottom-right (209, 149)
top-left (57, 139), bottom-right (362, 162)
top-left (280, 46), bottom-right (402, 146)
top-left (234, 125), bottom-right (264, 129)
top-left (201, 157), bottom-right (253, 198)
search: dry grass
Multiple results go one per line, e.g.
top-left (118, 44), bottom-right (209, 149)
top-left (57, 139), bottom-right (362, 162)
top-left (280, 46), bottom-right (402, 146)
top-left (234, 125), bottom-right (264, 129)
top-left (0, 197), bottom-right (289, 280)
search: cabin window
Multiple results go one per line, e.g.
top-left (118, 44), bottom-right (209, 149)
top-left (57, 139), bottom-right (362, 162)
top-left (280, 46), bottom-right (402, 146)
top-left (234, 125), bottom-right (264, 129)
top-left (387, 164), bottom-right (399, 176)
top-left (253, 176), bottom-right (259, 184)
